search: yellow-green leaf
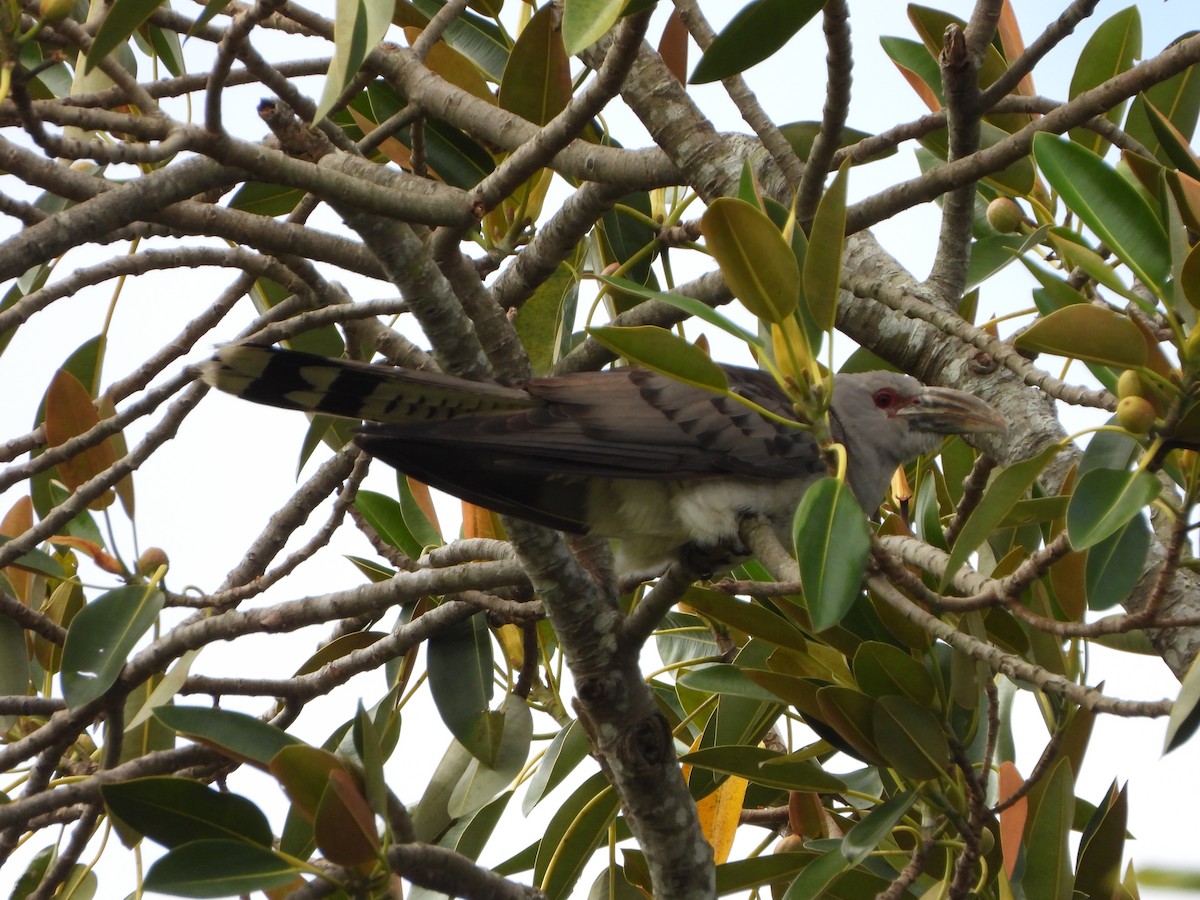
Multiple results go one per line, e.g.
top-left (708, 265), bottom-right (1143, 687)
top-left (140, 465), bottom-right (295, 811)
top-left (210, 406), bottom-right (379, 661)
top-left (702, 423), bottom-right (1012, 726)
top-left (803, 160), bottom-right (849, 333)
top-left (588, 325), bottom-right (729, 391)
top-left (1014, 305), bottom-right (1147, 368)
top-left (701, 197), bottom-right (799, 323)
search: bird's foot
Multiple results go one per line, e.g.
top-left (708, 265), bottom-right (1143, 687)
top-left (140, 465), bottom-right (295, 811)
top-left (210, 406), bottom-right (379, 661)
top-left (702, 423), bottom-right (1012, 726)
top-left (678, 536), bottom-right (751, 579)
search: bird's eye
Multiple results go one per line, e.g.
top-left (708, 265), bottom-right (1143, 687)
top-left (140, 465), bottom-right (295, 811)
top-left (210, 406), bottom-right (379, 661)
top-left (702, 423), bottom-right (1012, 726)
top-left (873, 388), bottom-right (900, 409)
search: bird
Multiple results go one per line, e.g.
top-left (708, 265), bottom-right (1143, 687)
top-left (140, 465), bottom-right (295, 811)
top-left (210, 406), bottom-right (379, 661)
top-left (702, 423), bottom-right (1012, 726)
top-left (200, 344), bottom-right (1007, 573)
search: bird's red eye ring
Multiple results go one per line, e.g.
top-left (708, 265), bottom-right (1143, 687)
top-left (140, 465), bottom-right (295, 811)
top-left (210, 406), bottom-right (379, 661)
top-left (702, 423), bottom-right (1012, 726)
top-left (873, 388), bottom-right (900, 409)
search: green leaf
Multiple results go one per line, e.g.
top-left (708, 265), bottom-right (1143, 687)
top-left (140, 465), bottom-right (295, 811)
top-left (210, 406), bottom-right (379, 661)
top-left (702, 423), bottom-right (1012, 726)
top-left (1068, 6), bottom-right (1142, 154)
top-left (1015, 303), bottom-right (1148, 369)
top-left (1066, 468), bottom-right (1159, 550)
top-left (428, 612), bottom-right (498, 763)
top-left (852, 642), bottom-right (936, 707)
top-left (872, 696), bottom-right (951, 781)
top-left (355, 490), bottom-right (423, 559)
top-left (690, 0), bottom-right (824, 83)
top-left (0, 536), bottom-right (65, 578)
top-left (678, 664), bottom-right (787, 703)
top-left (534, 772), bottom-right (620, 898)
top-left (879, 36), bottom-right (943, 109)
top-left (1085, 513), bottom-right (1150, 610)
top-left (598, 276), bottom-right (765, 348)
top-left (449, 696), bottom-right (533, 817)
top-left (522, 720), bottom-right (589, 815)
top-left (1023, 759), bottom-right (1075, 900)
top-left (942, 445), bottom-right (1059, 589)
top-left (1075, 782), bottom-right (1128, 900)
top-left (701, 197), bottom-right (800, 323)
top-left (314, 0), bottom-right (393, 121)
top-left (841, 791), bottom-right (917, 865)
top-left (61, 585), bottom-right (164, 709)
top-left (587, 325), bottom-right (729, 391)
top-left (680, 746), bottom-right (846, 792)
top-left (780, 846), bottom-right (850, 900)
top-left (1033, 133), bottom-right (1171, 296)
top-left (778, 122), bottom-right (897, 165)
top-left (1124, 36), bottom-right (1200, 166)
top-left (101, 777), bottom-right (273, 849)
top-left (1165, 646), bottom-right (1200, 753)
top-left (85, 0), bottom-right (161, 72)
top-left (153, 706), bottom-right (300, 767)
top-left (561, 0), bottom-right (625, 54)
top-left (679, 587), bottom-right (809, 652)
top-left (144, 839), bottom-right (298, 898)
top-left (803, 161), bottom-right (849, 333)
top-left (498, 4), bottom-right (571, 126)
top-left (411, 0), bottom-right (511, 82)
top-left (793, 477), bottom-right (871, 632)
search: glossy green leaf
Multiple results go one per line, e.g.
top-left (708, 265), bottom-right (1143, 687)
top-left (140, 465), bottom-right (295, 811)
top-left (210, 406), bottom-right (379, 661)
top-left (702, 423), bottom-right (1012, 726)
top-left (701, 197), bottom-right (799, 323)
top-left (518, 264), bottom-right (578, 374)
top-left (1182, 239), bottom-right (1200, 311)
top-left (1140, 95), bottom-right (1200, 180)
top-left (498, 4), bottom-right (571, 126)
top-left (1075, 782), bottom-right (1128, 900)
top-left (942, 445), bottom-right (1058, 590)
top-left (879, 36), bottom-right (943, 110)
top-left (562, 0), bottom-right (625, 54)
top-left (1165, 645), bottom-right (1200, 752)
top-left (1124, 38), bottom-right (1200, 165)
top-left (1023, 758), bottom-right (1075, 900)
top-left (85, 0), bottom-right (160, 72)
top-left (852, 642), bottom-right (936, 707)
top-left (598, 276), bottom-right (765, 348)
top-left (841, 791), bottom-right (916, 865)
top-left (1068, 6), bottom-right (1142, 153)
top-left (1051, 234), bottom-right (1145, 305)
top-left (534, 772), bottom-right (620, 898)
top-left (1033, 133), bottom-right (1171, 296)
top-left (690, 0), bottom-right (824, 83)
top-left (399, 474), bottom-right (443, 549)
top-left (780, 845), bottom-right (850, 900)
top-left (714, 853), bottom-right (819, 894)
top-left (1085, 513), bottom-right (1150, 610)
top-left (680, 588), bottom-right (809, 652)
top-left (449, 696), bottom-right (532, 817)
top-left (153, 706), bottom-right (300, 768)
top-left (679, 664), bottom-right (787, 703)
top-left (803, 161), bottom-right (849, 333)
top-left (144, 839), bottom-right (298, 898)
top-left (410, 0), bottom-right (511, 81)
top-left (313, 0), bottom-right (393, 121)
top-left (1015, 304), bottom-right (1146, 368)
top-left (815, 686), bottom-right (887, 766)
top-left (588, 325), bottom-right (729, 391)
top-left (522, 720), bottom-right (589, 815)
top-left (355, 490), bottom-right (423, 559)
top-left (0, 615), bottom-right (29, 729)
top-left (680, 746), bottom-right (846, 792)
top-left (873, 696), bottom-right (950, 781)
top-left (411, 736), bottom-right (475, 842)
top-left (0, 536), bottom-right (65, 578)
top-left (794, 477), bottom-right (871, 632)
top-left (61, 585), bottom-right (164, 709)
top-left (428, 612), bottom-right (497, 763)
top-left (1066, 468), bottom-right (1159, 550)
top-left (101, 777), bottom-right (273, 849)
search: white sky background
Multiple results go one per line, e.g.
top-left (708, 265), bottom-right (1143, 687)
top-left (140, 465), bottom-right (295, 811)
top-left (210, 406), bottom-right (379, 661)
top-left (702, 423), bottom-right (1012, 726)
top-left (0, 1), bottom-right (1197, 897)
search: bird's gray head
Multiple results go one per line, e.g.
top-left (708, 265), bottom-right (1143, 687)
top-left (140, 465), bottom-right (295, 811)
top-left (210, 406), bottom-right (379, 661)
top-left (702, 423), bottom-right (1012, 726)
top-left (831, 371), bottom-right (1007, 511)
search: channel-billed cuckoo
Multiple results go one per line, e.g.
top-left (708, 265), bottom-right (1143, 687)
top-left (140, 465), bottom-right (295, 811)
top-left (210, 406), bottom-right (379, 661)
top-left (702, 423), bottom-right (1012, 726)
top-left (202, 345), bottom-right (1006, 572)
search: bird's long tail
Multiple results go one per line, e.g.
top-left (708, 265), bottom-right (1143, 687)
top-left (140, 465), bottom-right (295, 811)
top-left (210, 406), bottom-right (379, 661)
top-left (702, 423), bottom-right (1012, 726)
top-left (199, 344), bottom-right (536, 424)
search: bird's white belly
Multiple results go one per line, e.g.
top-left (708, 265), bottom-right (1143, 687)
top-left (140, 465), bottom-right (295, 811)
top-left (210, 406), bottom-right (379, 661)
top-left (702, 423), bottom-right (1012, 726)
top-left (586, 477), bottom-right (809, 573)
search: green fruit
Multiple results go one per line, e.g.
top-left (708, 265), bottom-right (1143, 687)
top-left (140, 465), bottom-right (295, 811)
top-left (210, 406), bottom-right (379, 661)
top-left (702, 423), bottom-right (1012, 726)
top-left (986, 198), bottom-right (1023, 233)
top-left (39, 0), bottom-right (74, 23)
top-left (1116, 396), bottom-right (1156, 434)
top-left (1116, 369), bottom-right (1144, 400)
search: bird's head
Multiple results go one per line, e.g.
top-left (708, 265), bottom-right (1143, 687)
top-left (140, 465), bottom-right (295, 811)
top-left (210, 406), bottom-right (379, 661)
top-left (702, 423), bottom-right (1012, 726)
top-left (831, 370), bottom-right (1007, 510)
